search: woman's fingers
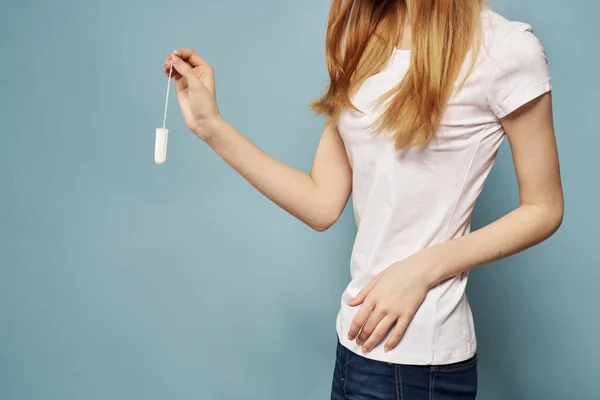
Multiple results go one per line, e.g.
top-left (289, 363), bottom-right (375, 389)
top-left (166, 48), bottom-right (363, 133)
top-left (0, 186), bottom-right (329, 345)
top-left (356, 308), bottom-right (386, 346)
top-left (360, 315), bottom-right (397, 354)
top-left (175, 48), bottom-right (209, 68)
top-left (164, 53), bottom-right (187, 79)
top-left (348, 276), bottom-right (379, 307)
top-left (347, 299), bottom-right (375, 342)
top-left (164, 50), bottom-right (213, 93)
top-left (170, 56), bottom-right (202, 89)
top-left (173, 74), bottom-right (188, 92)
top-left (164, 58), bottom-right (177, 77)
top-left (384, 317), bottom-right (410, 352)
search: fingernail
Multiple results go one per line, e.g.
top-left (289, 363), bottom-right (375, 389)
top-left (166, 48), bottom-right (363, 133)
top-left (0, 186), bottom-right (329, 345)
top-left (173, 49), bottom-right (180, 56)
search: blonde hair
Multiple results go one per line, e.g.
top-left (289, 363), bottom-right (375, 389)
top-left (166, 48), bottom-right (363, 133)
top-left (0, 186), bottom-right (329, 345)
top-left (310, 0), bottom-right (484, 149)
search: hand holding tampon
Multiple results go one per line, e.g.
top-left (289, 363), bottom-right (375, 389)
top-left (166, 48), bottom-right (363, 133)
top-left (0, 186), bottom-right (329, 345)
top-left (163, 49), bottom-right (222, 141)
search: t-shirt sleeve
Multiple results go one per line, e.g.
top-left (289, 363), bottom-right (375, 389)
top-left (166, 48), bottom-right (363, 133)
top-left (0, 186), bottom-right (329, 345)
top-left (487, 23), bottom-right (552, 119)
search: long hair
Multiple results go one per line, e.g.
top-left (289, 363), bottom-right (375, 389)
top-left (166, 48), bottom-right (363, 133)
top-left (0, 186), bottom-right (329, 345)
top-left (310, 0), bottom-right (484, 149)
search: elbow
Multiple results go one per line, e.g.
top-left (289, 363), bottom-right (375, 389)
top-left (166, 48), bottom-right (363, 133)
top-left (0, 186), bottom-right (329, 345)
top-left (523, 193), bottom-right (564, 241)
top-left (549, 193), bottom-right (565, 235)
top-left (311, 224), bottom-right (331, 233)
top-left (547, 206), bottom-right (564, 237)
top-left (309, 218), bottom-right (336, 233)
top-left (539, 202), bottom-right (564, 240)
top-left (307, 209), bottom-right (342, 233)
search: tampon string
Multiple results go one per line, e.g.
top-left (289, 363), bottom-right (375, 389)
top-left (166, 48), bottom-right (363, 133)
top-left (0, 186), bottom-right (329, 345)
top-left (162, 57), bottom-right (174, 129)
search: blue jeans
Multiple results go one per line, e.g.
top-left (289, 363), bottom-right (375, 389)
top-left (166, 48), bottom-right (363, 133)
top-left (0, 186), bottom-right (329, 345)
top-left (331, 339), bottom-right (478, 400)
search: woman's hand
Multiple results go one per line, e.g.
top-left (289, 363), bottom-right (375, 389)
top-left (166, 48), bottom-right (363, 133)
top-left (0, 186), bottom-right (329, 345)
top-left (164, 48), bottom-right (221, 141)
top-left (347, 252), bottom-right (436, 354)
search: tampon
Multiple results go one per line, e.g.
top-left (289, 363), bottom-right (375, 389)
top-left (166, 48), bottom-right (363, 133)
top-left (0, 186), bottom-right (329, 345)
top-left (155, 128), bottom-right (168, 165)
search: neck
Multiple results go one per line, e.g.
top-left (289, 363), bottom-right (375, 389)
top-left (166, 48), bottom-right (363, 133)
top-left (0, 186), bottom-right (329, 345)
top-left (396, 21), bottom-right (412, 51)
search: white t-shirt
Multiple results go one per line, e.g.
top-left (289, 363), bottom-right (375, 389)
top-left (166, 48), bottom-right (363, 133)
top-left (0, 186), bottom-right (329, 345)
top-left (335, 8), bottom-right (552, 365)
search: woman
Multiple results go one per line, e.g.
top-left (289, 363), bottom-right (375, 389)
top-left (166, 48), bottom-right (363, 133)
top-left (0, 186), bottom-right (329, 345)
top-left (164, 0), bottom-right (564, 398)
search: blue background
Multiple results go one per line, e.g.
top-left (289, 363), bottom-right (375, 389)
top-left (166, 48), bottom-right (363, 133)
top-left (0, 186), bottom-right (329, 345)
top-left (0, 0), bottom-right (596, 399)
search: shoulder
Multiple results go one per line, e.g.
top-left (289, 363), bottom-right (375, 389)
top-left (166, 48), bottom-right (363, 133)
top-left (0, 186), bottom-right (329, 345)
top-left (479, 8), bottom-right (548, 63)
top-left (477, 8), bottom-right (552, 118)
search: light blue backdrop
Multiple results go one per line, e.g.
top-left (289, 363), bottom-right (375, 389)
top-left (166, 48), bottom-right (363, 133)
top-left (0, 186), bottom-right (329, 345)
top-left (0, 0), bottom-right (596, 399)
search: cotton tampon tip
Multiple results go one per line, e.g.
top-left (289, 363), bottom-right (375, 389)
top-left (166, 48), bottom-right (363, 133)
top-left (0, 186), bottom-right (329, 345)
top-left (155, 128), bottom-right (169, 165)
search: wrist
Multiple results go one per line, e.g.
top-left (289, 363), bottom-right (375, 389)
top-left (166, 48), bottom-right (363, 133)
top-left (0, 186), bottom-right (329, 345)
top-left (194, 113), bottom-right (226, 142)
top-left (417, 246), bottom-right (447, 289)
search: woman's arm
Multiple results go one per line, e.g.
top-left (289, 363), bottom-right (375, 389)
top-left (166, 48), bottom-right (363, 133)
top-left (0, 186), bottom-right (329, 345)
top-left (422, 91), bottom-right (564, 285)
top-left (204, 116), bottom-right (353, 232)
top-left (348, 91), bottom-right (564, 354)
top-left (167, 48), bottom-right (352, 232)
top-left (421, 93), bottom-right (564, 285)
